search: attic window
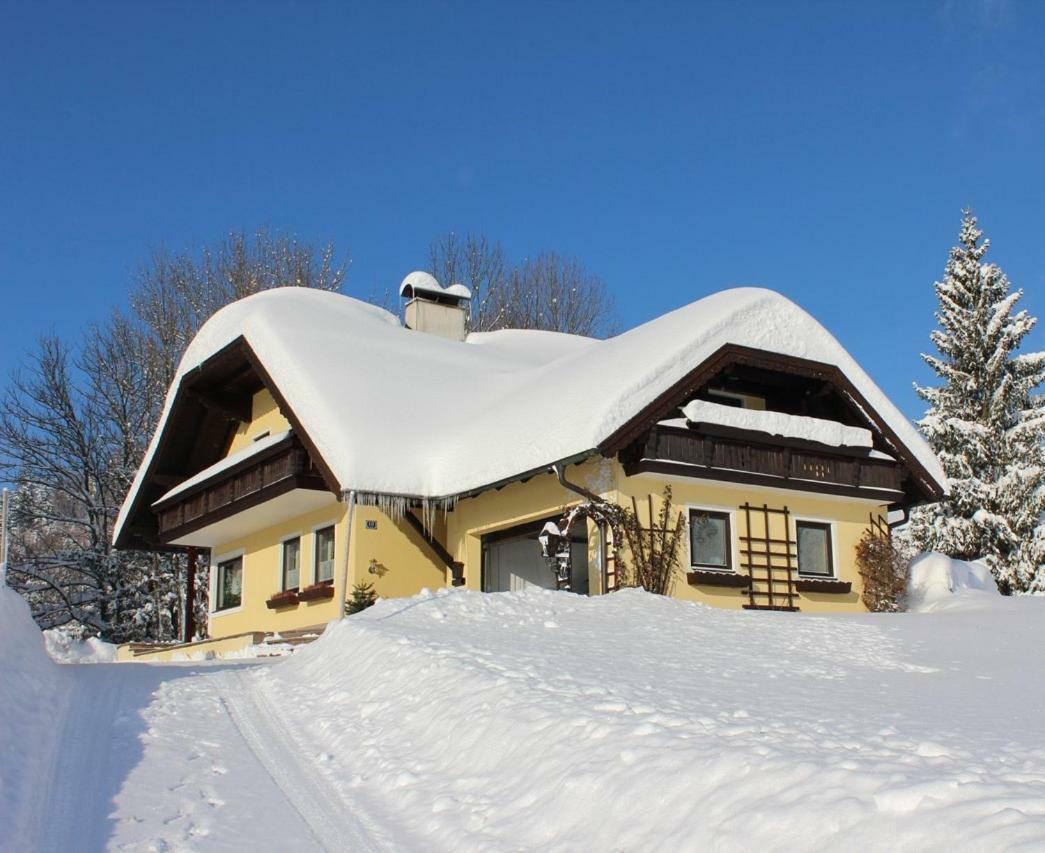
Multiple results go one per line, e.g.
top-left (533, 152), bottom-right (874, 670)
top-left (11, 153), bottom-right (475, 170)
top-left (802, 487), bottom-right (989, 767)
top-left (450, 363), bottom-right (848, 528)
top-left (252, 430), bottom-right (271, 442)
top-left (706, 389), bottom-right (744, 408)
top-left (706, 388), bottom-right (765, 410)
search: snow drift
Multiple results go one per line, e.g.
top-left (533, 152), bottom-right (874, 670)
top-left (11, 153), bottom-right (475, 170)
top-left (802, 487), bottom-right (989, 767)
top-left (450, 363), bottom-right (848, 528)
top-left (43, 628), bottom-right (118, 664)
top-left (0, 586), bottom-right (69, 838)
top-left (906, 552), bottom-right (1000, 612)
top-left (254, 587), bottom-right (1045, 851)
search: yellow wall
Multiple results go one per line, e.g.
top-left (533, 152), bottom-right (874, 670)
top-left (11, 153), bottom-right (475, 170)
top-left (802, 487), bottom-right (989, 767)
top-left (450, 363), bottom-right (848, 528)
top-left (612, 469), bottom-right (883, 613)
top-left (207, 501), bottom-right (347, 637)
top-left (226, 388), bottom-right (291, 456)
top-left (204, 499), bottom-right (449, 639)
top-left (199, 451), bottom-right (886, 639)
top-left (116, 631), bottom-right (266, 662)
top-left (446, 458), bottom-right (884, 613)
top-left (446, 458), bottom-right (614, 594)
top-left (352, 505), bottom-right (448, 598)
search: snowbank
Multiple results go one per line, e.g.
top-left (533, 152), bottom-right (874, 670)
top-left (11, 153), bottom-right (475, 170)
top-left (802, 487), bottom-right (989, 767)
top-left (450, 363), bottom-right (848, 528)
top-left (906, 552), bottom-right (1000, 612)
top-left (255, 587), bottom-right (1045, 851)
top-left (43, 627), bottom-right (118, 664)
top-left (0, 587), bottom-right (68, 837)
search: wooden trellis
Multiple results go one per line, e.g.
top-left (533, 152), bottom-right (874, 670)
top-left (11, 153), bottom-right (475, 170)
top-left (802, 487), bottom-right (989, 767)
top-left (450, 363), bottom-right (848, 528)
top-left (868, 512), bottom-right (890, 540)
top-left (602, 522), bottom-right (620, 593)
top-left (739, 502), bottom-right (799, 611)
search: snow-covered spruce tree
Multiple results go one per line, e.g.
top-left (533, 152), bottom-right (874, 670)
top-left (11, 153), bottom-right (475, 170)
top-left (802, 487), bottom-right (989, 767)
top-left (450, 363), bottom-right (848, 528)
top-left (907, 211), bottom-right (1045, 593)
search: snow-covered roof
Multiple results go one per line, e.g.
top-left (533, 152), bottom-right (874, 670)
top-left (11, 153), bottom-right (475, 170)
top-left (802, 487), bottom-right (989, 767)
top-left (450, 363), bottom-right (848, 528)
top-left (114, 286), bottom-right (945, 543)
top-left (680, 400), bottom-right (874, 448)
top-left (152, 429), bottom-right (294, 506)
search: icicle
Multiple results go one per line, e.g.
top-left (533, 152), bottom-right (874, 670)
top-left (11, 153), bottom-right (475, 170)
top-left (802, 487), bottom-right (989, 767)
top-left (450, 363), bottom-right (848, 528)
top-left (354, 491), bottom-right (459, 531)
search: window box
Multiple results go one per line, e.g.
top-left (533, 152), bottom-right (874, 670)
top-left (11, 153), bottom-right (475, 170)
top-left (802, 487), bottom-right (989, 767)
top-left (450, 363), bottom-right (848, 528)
top-left (298, 581), bottom-right (335, 602)
top-left (266, 589), bottom-right (299, 609)
top-left (794, 577), bottom-right (852, 594)
top-left (686, 569), bottom-right (751, 588)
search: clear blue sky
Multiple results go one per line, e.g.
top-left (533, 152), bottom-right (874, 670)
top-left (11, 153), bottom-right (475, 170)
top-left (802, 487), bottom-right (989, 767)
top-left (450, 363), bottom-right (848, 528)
top-left (2, 1), bottom-right (1043, 420)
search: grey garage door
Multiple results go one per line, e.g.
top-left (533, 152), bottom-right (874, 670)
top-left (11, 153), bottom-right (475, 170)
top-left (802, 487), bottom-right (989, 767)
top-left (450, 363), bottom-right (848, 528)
top-left (482, 521), bottom-right (589, 594)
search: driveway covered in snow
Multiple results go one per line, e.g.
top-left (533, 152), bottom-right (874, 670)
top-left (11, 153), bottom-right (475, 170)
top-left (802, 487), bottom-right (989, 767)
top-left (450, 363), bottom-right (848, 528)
top-left (3, 584), bottom-right (1045, 851)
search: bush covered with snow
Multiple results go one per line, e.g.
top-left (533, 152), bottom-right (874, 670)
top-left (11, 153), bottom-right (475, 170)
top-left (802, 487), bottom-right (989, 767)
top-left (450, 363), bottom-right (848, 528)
top-left (906, 551), bottom-right (1001, 612)
top-left (43, 627), bottom-right (117, 664)
top-left (0, 586), bottom-right (67, 837)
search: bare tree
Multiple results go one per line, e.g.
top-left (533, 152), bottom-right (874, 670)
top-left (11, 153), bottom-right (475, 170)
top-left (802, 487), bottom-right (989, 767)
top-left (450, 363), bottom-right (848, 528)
top-left (133, 229), bottom-right (348, 388)
top-left (0, 336), bottom-right (138, 638)
top-left (2, 230), bottom-right (349, 641)
top-left (428, 232), bottom-right (615, 336)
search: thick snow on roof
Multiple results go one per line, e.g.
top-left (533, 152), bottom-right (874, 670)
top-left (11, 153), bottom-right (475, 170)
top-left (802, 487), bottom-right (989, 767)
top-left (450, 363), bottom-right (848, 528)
top-left (464, 328), bottom-right (597, 366)
top-left (680, 400), bottom-right (874, 448)
top-left (153, 429), bottom-right (294, 506)
top-left (115, 286), bottom-right (945, 542)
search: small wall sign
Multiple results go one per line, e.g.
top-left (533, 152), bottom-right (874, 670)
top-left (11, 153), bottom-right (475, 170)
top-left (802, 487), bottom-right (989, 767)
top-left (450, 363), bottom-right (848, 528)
top-left (365, 520), bottom-right (378, 530)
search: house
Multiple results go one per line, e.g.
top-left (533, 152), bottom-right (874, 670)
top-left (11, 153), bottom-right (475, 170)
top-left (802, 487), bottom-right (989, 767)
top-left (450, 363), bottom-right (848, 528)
top-left (113, 274), bottom-right (945, 659)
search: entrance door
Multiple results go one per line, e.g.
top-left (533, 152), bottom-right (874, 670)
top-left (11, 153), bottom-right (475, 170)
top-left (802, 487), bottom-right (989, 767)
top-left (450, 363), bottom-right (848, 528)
top-left (482, 520), bottom-right (589, 593)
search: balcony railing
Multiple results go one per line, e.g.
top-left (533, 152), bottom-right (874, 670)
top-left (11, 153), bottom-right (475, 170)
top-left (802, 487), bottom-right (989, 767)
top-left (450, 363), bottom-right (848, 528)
top-left (155, 438), bottom-right (327, 540)
top-left (628, 424), bottom-right (904, 497)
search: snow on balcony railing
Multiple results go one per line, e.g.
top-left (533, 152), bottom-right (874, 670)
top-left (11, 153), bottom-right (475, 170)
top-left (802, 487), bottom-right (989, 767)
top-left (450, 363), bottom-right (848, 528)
top-left (679, 400), bottom-right (873, 449)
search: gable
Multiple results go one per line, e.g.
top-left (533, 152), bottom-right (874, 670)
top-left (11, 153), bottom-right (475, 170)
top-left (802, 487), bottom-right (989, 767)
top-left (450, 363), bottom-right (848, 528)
top-left (114, 337), bottom-right (338, 550)
top-left (225, 389), bottom-right (291, 458)
top-left (601, 344), bottom-right (944, 506)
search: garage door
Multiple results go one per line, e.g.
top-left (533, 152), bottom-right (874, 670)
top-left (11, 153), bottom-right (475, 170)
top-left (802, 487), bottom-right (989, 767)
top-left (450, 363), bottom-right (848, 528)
top-left (482, 522), bottom-right (589, 594)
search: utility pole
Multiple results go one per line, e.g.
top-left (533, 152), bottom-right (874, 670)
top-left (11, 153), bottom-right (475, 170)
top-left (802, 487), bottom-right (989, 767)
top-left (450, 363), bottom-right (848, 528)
top-left (1, 488), bottom-right (9, 585)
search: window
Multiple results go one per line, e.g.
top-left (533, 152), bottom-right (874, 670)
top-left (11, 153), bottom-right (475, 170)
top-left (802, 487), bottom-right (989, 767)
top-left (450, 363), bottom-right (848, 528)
top-left (314, 526), bottom-right (335, 583)
top-left (689, 510), bottom-right (731, 570)
top-left (215, 557), bottom-right (242, 611)
top-left (797, 521), bottom-right (833, 576)
top-left (282, 537), bottom-right (301, 590)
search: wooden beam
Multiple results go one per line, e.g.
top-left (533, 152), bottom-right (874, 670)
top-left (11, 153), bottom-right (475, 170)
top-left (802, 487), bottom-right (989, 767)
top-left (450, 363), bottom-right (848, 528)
top-left (624, 458), bottom-right (903, 504)
top-left (400, 511), bottom-right (465, 586)
top-left (185, 386), bottom-right (252, 423)
top-left (185, 547), bottom-right (197, 642)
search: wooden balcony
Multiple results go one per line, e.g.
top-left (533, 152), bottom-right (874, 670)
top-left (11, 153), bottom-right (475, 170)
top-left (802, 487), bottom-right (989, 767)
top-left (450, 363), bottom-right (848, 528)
top-left (154, 435), bottom-right (329, 543)
top-left (623, 423), bottom-right (905, 502)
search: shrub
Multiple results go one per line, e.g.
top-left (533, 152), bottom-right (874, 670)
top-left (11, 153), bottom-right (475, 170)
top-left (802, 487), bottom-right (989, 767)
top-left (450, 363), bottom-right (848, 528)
top-left (855, 527), bottom-right (909, 612)
top-left (345, 582), bottom-right (377, 615)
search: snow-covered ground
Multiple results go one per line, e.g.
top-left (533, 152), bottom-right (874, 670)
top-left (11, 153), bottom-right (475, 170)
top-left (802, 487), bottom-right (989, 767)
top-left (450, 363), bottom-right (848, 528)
top-left (3, 576), bottom-right (1045, 851)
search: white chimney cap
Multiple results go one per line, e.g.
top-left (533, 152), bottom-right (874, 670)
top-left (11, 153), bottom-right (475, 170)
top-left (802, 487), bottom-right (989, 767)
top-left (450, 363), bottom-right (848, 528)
top-left (399, 271), bottom-right (472, 302)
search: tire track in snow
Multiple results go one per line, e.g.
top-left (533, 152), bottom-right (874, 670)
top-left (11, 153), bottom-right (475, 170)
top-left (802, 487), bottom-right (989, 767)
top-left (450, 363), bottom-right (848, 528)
top-left (36, 665), bottom-right (124, 853)
top-left (217, 668), bottom-right (391, 853)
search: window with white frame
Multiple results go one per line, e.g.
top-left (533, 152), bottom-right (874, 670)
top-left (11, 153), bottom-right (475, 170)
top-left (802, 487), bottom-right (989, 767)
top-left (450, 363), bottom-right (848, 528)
top-left (314, 526), bottom-right (335, 583)
top-left (282, 537), bottom-right (301, 590)
top-left (796, 521), bottom-right (833, 576)
top-left (215, 557), bottom-right (242, 611)
top-left (689, 509), bottom-right (732, 570)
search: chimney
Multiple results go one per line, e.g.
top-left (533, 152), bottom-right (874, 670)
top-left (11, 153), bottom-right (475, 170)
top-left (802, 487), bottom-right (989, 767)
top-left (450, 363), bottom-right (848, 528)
top-left (399, 271), bottom-right (472, 342)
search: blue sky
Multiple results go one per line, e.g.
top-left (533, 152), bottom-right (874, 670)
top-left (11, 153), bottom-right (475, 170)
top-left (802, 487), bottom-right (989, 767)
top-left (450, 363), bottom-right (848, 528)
top-left (2, 0), bottom-right (1043, 420)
